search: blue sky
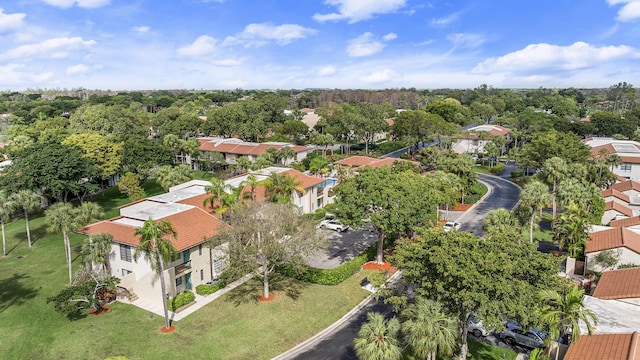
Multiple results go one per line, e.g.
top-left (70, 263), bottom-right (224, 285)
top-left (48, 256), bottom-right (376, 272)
top-left (2, 0), bottom-right (640, 91)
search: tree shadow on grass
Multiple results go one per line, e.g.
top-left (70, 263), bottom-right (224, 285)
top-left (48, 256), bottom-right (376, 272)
top-left (0, 273), bottom-right (39, 314)
top-left (224, 274), bottom-right (309, 307)
top-left (8, 223), bottom-right (47, 254)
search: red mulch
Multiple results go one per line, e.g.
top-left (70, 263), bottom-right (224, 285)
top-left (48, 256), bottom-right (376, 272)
top-left (259, 294), bottom-right (277, 302)
top-left (90, 306), bottom-right (110, 316)
top-left (160, 325), bottom-right (176, 333)
top-left (363, 261), bottom-right (398, 274)
top-left (453, 203), bottom-right (473, 211)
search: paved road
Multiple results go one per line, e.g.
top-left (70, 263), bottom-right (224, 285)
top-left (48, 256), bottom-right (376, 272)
top-left (458, 173), bottom-right (522, 237)
top-left (285, 174), bottom-right (522, 360)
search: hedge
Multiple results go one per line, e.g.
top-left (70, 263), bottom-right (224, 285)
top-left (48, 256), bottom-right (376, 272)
top-left (489, 162), bottom-right (505, 174)
top-left (195, 279), bottom-right (227, 295)
top-left (167, 291), bottom-right (195, 311)
top-left (277, 241), bottom-right (381, 285)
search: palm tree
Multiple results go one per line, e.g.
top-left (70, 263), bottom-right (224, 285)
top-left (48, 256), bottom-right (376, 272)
top-left (10, 190), bottom-right (41, 248)
top-left (354, 312), bottom-right (402, 360)
top-left (217, 185), bottom-right (244, 217)
top-left (401, 298), bottom-right (458, 360)
top-left (520, 180), bottom-right (551, 243)
top-left (133, 218), bottom-right (178, 332)
top-left (155, 164), bottom-right (192, 191)
top-left (240, 174), bottom-right (261, 202)
top-left (538, 285), bottom-right (598, 360)
top-left (542, 157), bottom-right (567, 219)
top-left (263, 172), bottom-right (305, 204)
top-left (482, 208), bottom-right (517, 237)
top-left (0, 190), bottom-right (13, 256)
top-left (45, 203), bottom-right (82, 283)
top-left (276, 146), bottom-right (296, 165)
top-left (552, 205), bottom-right (590, 258)
top-left (235, 156), bottom-right (251, 174)
top-left (202, 178), bottom-right (228, 212)
top-left (81, 233), bottom-right (113, 274)
top-left (78, 201), bottom-right (104, 225)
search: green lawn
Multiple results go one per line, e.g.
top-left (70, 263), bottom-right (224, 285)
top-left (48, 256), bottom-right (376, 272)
top-left (0, 180), bottom-right (522, 360)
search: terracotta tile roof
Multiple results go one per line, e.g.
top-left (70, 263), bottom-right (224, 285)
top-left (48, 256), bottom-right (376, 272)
top-left (283, 169), bottom-right (325, 189)
top-left (564, 332), bottom-right (640, 360)
top-left (617, 174), bottom-right (630, 182)
top-left (82, 207), bottom-right (227, 252)
top-left (620, 156), bottom-right (640, 164)
top-left (593, 268), bottom-right (640, 300)
top-left (612, 181), bottom-right (640, 193)
top-left (611, 215), bottom-right (640, 227)
top-left (590, 144), bottom-right (616, 158)
top-left (603, 188), bottom-right (631, 203)
top-left (334, 155), bottom-right (418, 169)
top-left (198, 138), bottom-right (309, 155)
top-left (586, 227), bottom-right (640, 255)
top-left (385, 118), bottom-right (395, 127)
top-left (606, 201), bottom-right (635, 218)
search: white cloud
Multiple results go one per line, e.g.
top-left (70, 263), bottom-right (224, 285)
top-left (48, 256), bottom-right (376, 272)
top-left (430, 13), bottom-right (460, 27)
top-left (608, 0), bottom-right (640, 22)
top-left (347, 32), bottom-right (385, 57)
top-left (1, 37), bottom-right (96, 60)
top-left (211, 58), bottom-right (244, 66)
top-left (313, 0), bottom-right (406, 23)
top-left (177, 35), bottom-right (218, 57)
top-left (40, 0), bottom-right (111, 8)
top-left (382, 33), bottom-right (398, 41)
top-left (0, 63), bottom-right (53, 86)
top-left (131, 26), bottom-right (150, 33)
top-left (447, 33), bottom-right (486, 49)
top-left (66, 64), bottom-right (90, 75)
top-left (223, 23), bottom-right (316, 47)
top-left (473, 41), bottom-right (639, 74)
top-left (0, 9), bottom-right (26, 33)
top-left (361, 68), bottom-right (397, 83)
top-left (317, 65), bottom-right (337, 76)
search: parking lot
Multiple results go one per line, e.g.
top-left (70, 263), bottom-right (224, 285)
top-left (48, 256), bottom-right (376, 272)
top-left (306, 225), bottom-right (378, 269)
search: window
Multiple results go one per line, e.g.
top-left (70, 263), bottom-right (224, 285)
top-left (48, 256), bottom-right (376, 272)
top-left (198, 244), bottom-right (202, 256)
top-left (200, 269), bottom-right (204, 281)
top-left (120, 244), bottom-right (132, 262)
top-left (175, 277), bottom-right (183, 286)
top-left (122, 269), bottom-right (132, 276)
top-left (621, 163), bottom-right (632, 172)
top-left (214, 259), bottom-right (224, 274)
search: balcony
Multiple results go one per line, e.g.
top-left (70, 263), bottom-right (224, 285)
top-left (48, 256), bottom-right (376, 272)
top-left (174, 261), bottom-right (192, 276)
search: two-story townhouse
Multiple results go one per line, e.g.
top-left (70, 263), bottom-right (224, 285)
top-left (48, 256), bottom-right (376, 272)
top-left (197, 137), bottom-right (310, 167)
top-left (585, 137), bottom-right (640, 182)
top-left (451, 124), bottom-right (511, 155)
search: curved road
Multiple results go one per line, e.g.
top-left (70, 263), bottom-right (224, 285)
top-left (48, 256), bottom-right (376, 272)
top-left (283, 174), bottom-right (521, 360)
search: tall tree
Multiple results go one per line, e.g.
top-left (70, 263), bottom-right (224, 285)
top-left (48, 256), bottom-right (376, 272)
top-left (10, 190), bottom-right (41, 248)
top-left (390, 229), bottom-right (561, 359)
top-left (542, 157), bottom-right (568, 219)
top-left (482, 208), bottom-right (517, 238)
top-left (213, 202), bottom-right (327, 300)
top-left (520, 180), bottom-right (551, 243)
top-left (155, 164), bottom-right (192, 191)
top-left (538, 285), bottom-right (598, 360)
top-left (552, 205), bottom-right (591, 258)
top-left (0, 190), bottom-right (13, 256)
top-left (263, 172), bottom-right (305, 204)
top-left (240, 174), bottom-right (260, 202)
top-left (334, 166), bottom-right (439, 264)
top-left (45, 203), bottom-right (82, 283)
top-left (133, 218), bottom-right (178, 332)
top-left (354, 312), bottom-right (402, 360)
top-left (81, 233), bottom-right (113, 274)
top-left (401, 298), bottom-right (458, 360)
top-left (202, 178), bottom-right (228, 212)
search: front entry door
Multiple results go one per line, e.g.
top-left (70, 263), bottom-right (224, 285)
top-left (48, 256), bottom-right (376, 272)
top-left (185, 273), bottom-right (192, 290)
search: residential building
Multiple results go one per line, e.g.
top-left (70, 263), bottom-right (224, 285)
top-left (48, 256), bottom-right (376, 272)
top-left (451, 124), bottom-right (511, 155)
top-left (585, 227), bottom-right (640, 272)
top-left (564, 332), bottom-right (640, 360)
top-left (585, 137), bottom-right (640, 182)
top-left (197, 137), bottom-right (310, 166)
top-left (81, 199), bottom-right (228, 308)
top-left (333, 155), bottom-right (419, 170)
top-left (592, 267), bottom-right (640, 306)
top-left (603, 201), bottom-right (636, 226)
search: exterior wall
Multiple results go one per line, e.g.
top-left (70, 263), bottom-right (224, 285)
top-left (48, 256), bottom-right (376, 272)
top-left (586, 248), bottom-right (640, 272)
top-left (604, 196), bottom-right (630, 208)
top-left (452, 139), bottom-right (491, 154)
top-left (618, 297), bottom-right (640, 306)
top-left (602, 210), bottom-right (627, 225)
top-left (612, 163), bottom-right (640, 182)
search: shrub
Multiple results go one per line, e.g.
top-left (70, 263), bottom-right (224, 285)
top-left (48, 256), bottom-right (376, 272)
top-left (167, 291), bottom-right (195, 311)
top-left (510, 170), bottom-right (524, 178)
top-left (618, 263), bottom-right (640, 269)
top-left (464, 181), bottom-right (488, 204)
top-left (313, 208), bottom-right (327, 220)
top-left (195, 279), bottom-right (227, 295)
top-left (489, 162), bottom-right (505, 174)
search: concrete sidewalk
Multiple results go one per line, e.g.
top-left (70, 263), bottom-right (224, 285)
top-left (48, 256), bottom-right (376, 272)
top-left (125, 273), bottom-right (254, 321)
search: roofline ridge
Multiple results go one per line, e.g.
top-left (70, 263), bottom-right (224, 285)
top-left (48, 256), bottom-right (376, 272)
top-left (629, 331), bottom-right (639, 360)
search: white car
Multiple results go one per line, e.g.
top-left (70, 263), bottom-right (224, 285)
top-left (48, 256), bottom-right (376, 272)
top-left (443, 221), bottom-right (461, 232)
top-left (468, 317), bottom-right (490, 337)
top-left (317, 219), bottom-right (349, 232)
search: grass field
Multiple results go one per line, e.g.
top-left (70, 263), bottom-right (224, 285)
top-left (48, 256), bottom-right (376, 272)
top-left (0, 179), bottom-right (523, 360)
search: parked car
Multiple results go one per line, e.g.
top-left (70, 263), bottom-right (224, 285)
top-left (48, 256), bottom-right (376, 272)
top-left (443, 221), bottom-right (461, 232)
top-left (501, 324), bottom-right (547, 348)
top-left (317, 219), bottom-right (349, 232)
top-left (468, 317), bottom-right (490, 337)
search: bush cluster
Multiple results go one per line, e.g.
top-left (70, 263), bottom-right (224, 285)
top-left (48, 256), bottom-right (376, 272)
top-left (489, 162), bottom-right (505, 174)
top-left (510, 170), bottom-right (525, 178)
top-left (195, 278), bottom-right (227, 295)
top-left (464, 181), bottom-right (488, 204)
top-left (167, 291), bottom-right (195, 311)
